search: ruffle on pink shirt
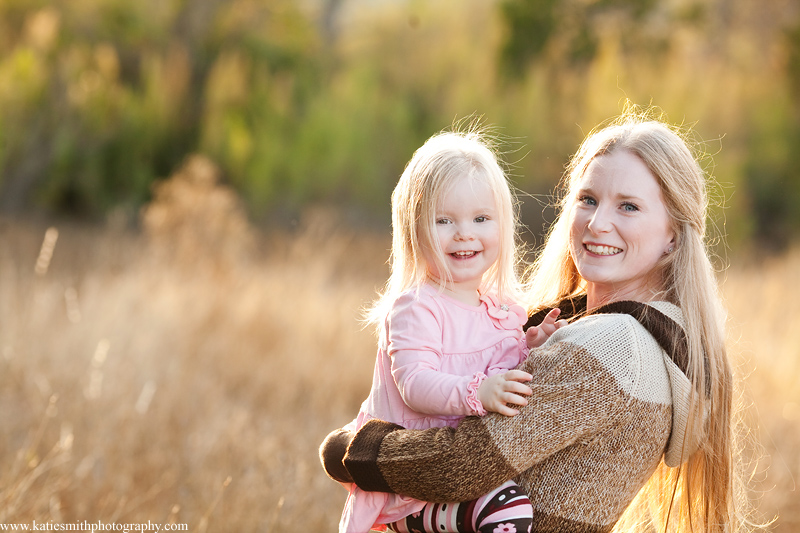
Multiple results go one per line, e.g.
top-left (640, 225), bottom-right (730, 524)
top-left (466, 371), bottom-right (488, 416)
top-left (480, 293), bottom-right (527, 331)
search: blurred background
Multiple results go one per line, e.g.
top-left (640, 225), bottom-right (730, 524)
top-left (0, 0), bottom-right (799, 531)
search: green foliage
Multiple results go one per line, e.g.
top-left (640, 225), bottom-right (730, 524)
top-left (786, 22), bottom-right (800, 116)
top-left (498, 0), bottom-right (670, 76)
top-left (498, 0), bottom-right (558, 75)
top-left (0, 0), bottom-right (799, 249)
top-left (0, 0), bottom-right (324, 217)
top-left (741, 87), bottom-right (800, 249)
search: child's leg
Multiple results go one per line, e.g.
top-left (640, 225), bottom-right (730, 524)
top-left (386, 480), bottom-right (532, 533)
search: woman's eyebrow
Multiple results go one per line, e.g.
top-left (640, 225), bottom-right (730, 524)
top-left (577, 187), bottom-right (646, 203)
top-left (616, 193), bottom-right (646, 202)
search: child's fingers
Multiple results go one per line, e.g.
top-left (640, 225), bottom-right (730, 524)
top-left (503, 391), bottom-right (529, 407)
top-left (494, 404), bottom-right (520, 417)
top-left (504, 369), bottom-right (533, 383)
top-left (542, 308), bottom-right (561, 324)
top-left (525, 327), bottom-right (541, 346)
top-left (504, 380), bottom-right (532, 398)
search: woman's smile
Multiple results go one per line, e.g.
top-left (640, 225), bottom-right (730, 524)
top-left (583, 243), bottom-right (623, 256)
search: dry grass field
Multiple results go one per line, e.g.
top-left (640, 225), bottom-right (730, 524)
top-left (0, 165), bottom-right (797, 531)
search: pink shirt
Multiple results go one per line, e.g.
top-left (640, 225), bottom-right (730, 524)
top-left (340, 283), bottom-right (528, 532)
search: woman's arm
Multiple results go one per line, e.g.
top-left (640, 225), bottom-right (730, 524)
top-left (344, 416), bottom-right (516, 501)
top-left (339, 316), bottom-right (640, 502)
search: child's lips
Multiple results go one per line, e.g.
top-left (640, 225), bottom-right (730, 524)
top-left (450, 250), bottom-right (479, 259)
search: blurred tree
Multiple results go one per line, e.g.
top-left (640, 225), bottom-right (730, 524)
top-left (497, 0), bottom-right (558, 75)
top-left (1, 0), bottom-right (800, 250)
top-left (498, 0), bottom-right (664, 77)
top-left (787, 18), bottom-right (800, 118)
top-left (733, 6), bottom-right (800, 250)
top-left (0, 0), bottom-right (323, 218)
top-left (319, 0), bottom-right (344, 46)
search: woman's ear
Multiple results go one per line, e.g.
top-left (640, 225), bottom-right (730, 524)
top-left (665, 236), bottom-right (676, 254)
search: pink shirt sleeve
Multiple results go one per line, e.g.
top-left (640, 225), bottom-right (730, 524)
top-left (386, 291), bottom-right (485, 417)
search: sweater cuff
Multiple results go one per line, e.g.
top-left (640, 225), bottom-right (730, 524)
top-left (344, 419), bottom-right (404, 493)
top-left (319, 428), bottom-right (355, 483)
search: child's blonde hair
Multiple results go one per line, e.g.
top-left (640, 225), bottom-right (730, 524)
top-left (525, 106), bottom-right (744, 532)
top-left (367, 126), bottom-right (521, 327)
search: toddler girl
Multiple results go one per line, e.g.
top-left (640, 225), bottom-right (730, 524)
top-left (333, 128), bottom-right (562, 533)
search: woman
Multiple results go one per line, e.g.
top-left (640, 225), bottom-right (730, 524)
top-left (321, 110), bottom-right (742, 532)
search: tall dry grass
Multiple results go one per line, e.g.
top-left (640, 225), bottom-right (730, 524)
top-left (0, 157), bottom-right (388, 531)
top-left (723, 253), bottom-right (800, 531)
top-left (0, 160), bottom-right (796, 531)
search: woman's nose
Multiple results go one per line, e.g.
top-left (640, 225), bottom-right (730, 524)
top-left (587, 207), bottom-right (612, 233)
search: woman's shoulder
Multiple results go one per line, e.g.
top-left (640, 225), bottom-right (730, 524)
top-left (544, 311), bottom-right (646, 372)
top-left (542, 301), bottom-right (678, 362)
top-left (540, 301), bottom-right (680, 401)
top-left (645, 300), bottom-right (686, 329)
top-left (556, 308), bottom-right (642, 341)
top-left (556, 300), bottom-right (684, 343)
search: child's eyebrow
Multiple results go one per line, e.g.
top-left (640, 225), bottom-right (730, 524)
top-left (435, 205), bottom-right (498, 214)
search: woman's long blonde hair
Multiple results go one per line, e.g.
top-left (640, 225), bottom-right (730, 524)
top-left (524, 107), bottom-right (741, 532)
top-left (366, 126), bottom-right (522, 329)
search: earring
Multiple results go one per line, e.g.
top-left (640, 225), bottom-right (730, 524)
top-left (667, 246), bottom-right (674, 253)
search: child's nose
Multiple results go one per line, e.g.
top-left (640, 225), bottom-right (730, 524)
top-left (454, 224), bottom-right (475, 240)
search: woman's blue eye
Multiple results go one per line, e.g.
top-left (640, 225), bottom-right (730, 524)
top-left (622, 203), bottom-right (639, 212)
top-left (579, 196), bottom-right (596, 206)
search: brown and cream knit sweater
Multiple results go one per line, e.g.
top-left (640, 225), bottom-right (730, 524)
top-left (332, 300), bottom-right (700, 532)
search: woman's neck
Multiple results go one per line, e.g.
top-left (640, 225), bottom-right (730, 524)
top-left (585, 282), bottom-right (666, 311)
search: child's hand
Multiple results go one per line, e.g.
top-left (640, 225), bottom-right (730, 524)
top-left (477, 370), bottom-right (533, 416)
top-left (525, 308), bottom-right (567, 349)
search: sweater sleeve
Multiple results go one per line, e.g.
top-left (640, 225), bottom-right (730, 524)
top-left (388, 292), bottom-right (485, 417)
top-left (344, 315), bottom-right (640, 502)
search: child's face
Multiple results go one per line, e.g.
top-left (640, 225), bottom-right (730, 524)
top-left (425, 176), bottom-right (500, 297)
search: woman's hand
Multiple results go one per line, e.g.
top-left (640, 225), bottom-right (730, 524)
top-left (526, 308), bottom-right (567, 348)
top-left (477, 370), bottom-right (533, 416)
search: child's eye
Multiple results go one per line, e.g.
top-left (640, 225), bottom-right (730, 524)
top-left (436, 218), bottom-right (451, 225)
top-left (474, 215), bottom-right (488, 223)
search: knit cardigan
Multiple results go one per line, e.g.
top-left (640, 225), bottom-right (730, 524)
top-left (326, 300), bottom-right (704, 532)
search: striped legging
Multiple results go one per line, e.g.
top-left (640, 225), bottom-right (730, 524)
top-left (387, 480), bottom-right (532, 533)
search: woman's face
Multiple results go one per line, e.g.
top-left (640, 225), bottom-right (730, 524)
top-left (569, 149), bottom-right (675, 304)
